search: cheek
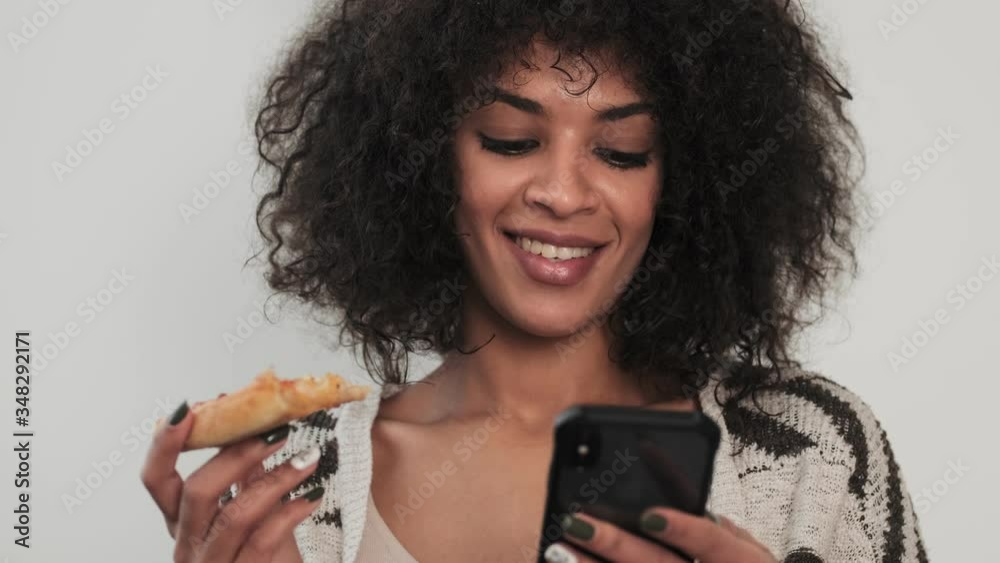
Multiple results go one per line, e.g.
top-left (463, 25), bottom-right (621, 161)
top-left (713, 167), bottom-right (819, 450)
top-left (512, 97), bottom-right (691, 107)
top-left (453, 186), bottom-right (506, 268)
top-left (606, 173), bottom-right (661, 237)
top-left (454, 154), bottom-right (522, 232)
top-left (453, 144), bottom-right (489, 231)
top-left (456, 181), bottom-right (504, 237)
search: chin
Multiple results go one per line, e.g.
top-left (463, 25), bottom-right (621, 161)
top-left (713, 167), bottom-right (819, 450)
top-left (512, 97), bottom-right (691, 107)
top-left (503, 300), bottom-right (599, 339)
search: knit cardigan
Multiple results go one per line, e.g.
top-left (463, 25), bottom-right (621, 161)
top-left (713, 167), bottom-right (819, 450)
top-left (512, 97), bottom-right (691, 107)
top-left (263, 368), bottom-right (929, 563)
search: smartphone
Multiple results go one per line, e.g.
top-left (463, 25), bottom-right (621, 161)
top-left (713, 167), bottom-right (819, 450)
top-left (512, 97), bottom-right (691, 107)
top-left (535, 404), bottom-right (721, 563)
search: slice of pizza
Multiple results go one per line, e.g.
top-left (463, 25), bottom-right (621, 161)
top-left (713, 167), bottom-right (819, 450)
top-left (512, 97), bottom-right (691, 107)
top-left (179, 368), bottom-right (370, 451)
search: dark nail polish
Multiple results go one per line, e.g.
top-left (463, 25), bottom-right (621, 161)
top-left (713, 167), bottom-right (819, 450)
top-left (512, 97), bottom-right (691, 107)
top-left (303, 486), bottom-right (325, 502)
top-left (640, 513), bottom-right (667, 533)
top-left (169, 402), bottom-right (189, 425)
top-left (259, 424), bottom-right (290, 445)
top-left (560, 514), bottom-right (594, 541)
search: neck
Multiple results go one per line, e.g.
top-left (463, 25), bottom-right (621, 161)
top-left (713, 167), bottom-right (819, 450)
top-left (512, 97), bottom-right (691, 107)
top-left (427, 285), bottom-right (686, 431)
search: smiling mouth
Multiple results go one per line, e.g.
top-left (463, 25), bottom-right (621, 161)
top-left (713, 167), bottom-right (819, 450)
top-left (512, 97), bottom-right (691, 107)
top-left (501, 231), bottom-right (605, 261)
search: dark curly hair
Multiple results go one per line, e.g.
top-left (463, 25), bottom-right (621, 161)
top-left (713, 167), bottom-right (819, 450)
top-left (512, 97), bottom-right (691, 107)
top-left (249, 0), bottom-right (862, 406)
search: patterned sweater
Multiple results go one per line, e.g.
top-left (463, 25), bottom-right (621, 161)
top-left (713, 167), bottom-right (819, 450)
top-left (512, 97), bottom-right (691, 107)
top-left (264, 368), bottom-right (928, 562)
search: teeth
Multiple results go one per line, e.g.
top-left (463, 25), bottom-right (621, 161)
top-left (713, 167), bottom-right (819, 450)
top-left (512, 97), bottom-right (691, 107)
top-left (515, 236), bottom-right (595, 260)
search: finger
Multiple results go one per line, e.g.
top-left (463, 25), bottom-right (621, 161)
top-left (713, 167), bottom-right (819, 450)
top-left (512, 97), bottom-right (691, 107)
top-left (712, 513), bottom-right (759, 547)
top-left (140, 401), bottom-right (192, 531)
top-left (142, 394), bottom-right (226, 521)
top-left (542, 542), bottom-right (599, 563)
top-left (558, 513), bottom-right (685, 563)
top-left (638, 507), bottom-right (767, 562)
top-left (220, 461), bottom-right (268, 509)
top-left (268, 530), bottom-right (310, 563)
top-left (713, 513), bottom-right (748, 540)
top-left (234, 482), bottom-right (327, 563)
top-left (198, 445), bottom-right (323, 561)
top-left (174, 424), bottom-right (292, 561)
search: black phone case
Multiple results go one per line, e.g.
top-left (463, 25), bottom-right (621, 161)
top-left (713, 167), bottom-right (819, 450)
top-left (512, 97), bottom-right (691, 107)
top-left (535, 405), bottom-right (721, 563)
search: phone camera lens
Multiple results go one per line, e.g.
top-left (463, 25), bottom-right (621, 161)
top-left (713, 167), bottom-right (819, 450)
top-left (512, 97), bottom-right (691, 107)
top-left (572, 424), bottom-right (600, 468)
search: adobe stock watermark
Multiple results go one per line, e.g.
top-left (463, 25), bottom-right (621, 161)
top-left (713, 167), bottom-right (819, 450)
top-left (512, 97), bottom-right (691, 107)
top-left (384, 43), bottom-right (635, 192)
top-left (671, 0), bottom-right (751, 70)
top-left (51, 65), bottom-right (169, 182)
top-left (32, 268), bottom-right (136, 374)
top-left (336, 0), bottom-right (404, 57)
top-left (555, 244), bottom-right (673, 363)
top-left (383, 71), bottom-right (500, 189)
top-left (879, 0), bottom-right (935, 41)
top-left (888, 254), bottom-right (999, 372)
top-left (63, 397), bottom-right (180, 514)
top-left (913, 458), bottom-right (969, 515)
top-left (503, 114), bottom-right (648, 233)
top-left (368, 0), bottom-right (591, 191)
top-left (861, 127), bottom-right (958, 222)
top-left (213, 0), bottom-right (248, 22)
top-left (714, 104), bottom-right (811, 201)
top-left (540, 0), bottom-right (588, 27)
top-left (222, 297), bottom-right (278, 352)
top-left (391, 405), bottom-right (512, 523)
top-left (178, 136), bottom-right (256, 223)
top-left (404, 276), bottom-right (467, 333)
top-left (391, 109), bottom-right (649, 333)
top-left (522, 447), bottom-right (641, 562)
top-left (676, 308), bottom-right (784, 401)
top-left (191, 466), bottom-right (284, 557)
top-left (7, 0), bottom-right (73, 54)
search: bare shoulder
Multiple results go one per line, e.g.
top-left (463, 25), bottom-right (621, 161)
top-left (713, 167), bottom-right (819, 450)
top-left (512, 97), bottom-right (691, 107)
top-left (374, 373), bottom-right (456, 425)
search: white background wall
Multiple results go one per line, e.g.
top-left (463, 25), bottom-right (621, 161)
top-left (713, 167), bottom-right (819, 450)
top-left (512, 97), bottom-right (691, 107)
top-left (1, 0), bottom-right (995, 561)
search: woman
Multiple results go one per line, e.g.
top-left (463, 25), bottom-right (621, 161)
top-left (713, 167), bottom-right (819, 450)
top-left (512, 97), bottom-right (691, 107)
top-left (142, 0), bottom-right (928, 561)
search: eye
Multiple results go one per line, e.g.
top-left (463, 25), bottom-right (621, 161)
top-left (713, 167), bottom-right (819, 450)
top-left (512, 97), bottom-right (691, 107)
top-left (593, 148), bottom-right (651, 170)
top-left (477, 133), bottom-right (651, 171)
top-left (478, 133), bottom-right (537, 156)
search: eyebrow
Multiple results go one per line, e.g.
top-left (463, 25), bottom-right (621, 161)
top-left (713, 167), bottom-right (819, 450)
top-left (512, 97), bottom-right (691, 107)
top-left (492, 87), bottom-right (654, 122)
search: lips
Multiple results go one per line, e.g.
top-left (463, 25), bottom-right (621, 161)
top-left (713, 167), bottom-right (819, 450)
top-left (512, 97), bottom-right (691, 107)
top-left (502, 228), bottom-right (608, 249)
top-left (501, 229), bottom-right (607, 286)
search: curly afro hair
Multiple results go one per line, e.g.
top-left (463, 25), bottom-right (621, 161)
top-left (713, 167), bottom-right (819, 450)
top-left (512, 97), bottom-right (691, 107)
top-left (250, 0), bottom-right (862, 404)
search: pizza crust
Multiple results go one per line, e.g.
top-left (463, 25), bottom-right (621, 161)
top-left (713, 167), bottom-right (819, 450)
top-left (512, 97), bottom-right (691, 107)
top-left (179, 368), bottom-right (370, 451)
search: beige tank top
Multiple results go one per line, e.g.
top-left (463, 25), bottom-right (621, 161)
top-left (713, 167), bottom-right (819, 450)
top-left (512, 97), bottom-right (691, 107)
top-left (357, 491), bottom-right (421, 562)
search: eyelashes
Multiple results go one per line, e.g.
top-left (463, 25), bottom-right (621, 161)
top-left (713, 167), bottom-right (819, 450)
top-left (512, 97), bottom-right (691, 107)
top-left (476, 133), bottom-right (651, 171)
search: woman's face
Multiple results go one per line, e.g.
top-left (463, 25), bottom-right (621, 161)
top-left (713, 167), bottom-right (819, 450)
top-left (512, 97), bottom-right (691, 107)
top-left (453, 41), bottom-right (664, 338)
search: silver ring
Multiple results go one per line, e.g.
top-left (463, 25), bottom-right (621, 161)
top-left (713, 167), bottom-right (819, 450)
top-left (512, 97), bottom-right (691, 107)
top-left (218, 482), bottom-right (238, 507)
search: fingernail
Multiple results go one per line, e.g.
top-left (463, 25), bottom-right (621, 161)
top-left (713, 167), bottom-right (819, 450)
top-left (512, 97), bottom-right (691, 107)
top-left (290, 446), bottom-right (321, 470)
top-left (169, 402), bottom-right (189, 425)
top-left (559, 514), bottom-right (594, 541)
top-left (303, 486), bottom-right (325, 502)
top-left (259, 424), bottom-right (290, 445)
top-left (218, 483), bottom-right (238, 506)
top-left (544, 543), bottom-right (578, 563)
top-left (640, 512), bottom-right (667, 532)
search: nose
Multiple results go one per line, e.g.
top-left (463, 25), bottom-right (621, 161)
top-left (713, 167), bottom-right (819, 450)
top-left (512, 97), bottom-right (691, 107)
top-left (522, 139), bottom-right (599, 219)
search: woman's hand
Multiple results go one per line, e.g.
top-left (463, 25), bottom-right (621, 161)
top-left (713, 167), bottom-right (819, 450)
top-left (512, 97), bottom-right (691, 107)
top-left (141, 401), bottom-right (325, 563)
top-left (544, 508), bottom-right (777, 563)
